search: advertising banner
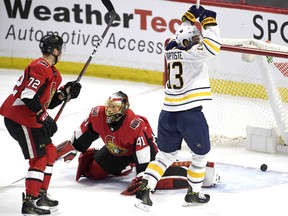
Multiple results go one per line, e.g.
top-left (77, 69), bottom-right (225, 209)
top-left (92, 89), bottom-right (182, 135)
top-left (1, 0), bottom-right (287, 71)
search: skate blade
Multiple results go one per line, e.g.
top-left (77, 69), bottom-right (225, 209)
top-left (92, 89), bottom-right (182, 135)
top-left (182, 201), bottom-right (208, 207)
top-left (134, 200), bottom-right (151, 212)
top-left (49, 206), bottom-right (58, 212)
top-left (36, 205), bottom-right (58, 212)
top-left (51, 211), bottom-right (62, 215)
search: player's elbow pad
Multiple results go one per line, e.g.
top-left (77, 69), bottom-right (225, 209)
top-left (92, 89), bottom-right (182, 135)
top-left (22, 97), bottom-right (42, 113)
top-left (49, 92), bottom-right (63, 109)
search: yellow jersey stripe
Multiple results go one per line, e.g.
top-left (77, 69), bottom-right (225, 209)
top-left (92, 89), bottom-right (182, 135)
top-left (165, 91), bottom-right (212, 103)
top-left (203, 38), bottom-right (220, 53)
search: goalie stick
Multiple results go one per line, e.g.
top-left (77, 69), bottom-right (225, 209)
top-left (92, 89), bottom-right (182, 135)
top-left (54, 1), bottom-right (116, 122)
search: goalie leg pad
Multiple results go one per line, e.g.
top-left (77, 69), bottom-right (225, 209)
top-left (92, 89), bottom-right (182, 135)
top-left (202, 162), bottom-right (221, 187)
top-left (86, 160), bottom-right (109, 180)
top-left (76, 148), bottom-right (96, 181)
top-left (76, 148), bottom-right (109, 181)
top-left (156, 161), bottom-right (220, 189)
top-left (156, 178), bottom-right (189, 189)
top-left (157, 166), bottom-right (188, 189)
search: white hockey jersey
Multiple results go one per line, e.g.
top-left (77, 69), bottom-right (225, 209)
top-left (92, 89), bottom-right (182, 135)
top-left (163, 25), bottom-right (221, 112)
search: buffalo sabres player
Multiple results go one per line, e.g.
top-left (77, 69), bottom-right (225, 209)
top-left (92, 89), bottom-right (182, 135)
top-left (135, 5), bottom-right (221, 211)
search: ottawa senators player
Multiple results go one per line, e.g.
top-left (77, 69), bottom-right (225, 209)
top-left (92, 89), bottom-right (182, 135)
top-left (56, 91), bottom-right (220, 195)
top-left (0, 34), bottom-right (81, 215)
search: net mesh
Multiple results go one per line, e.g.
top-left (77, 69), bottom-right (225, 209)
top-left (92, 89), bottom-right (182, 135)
top-left (204, 39), bottom-right (288, 145)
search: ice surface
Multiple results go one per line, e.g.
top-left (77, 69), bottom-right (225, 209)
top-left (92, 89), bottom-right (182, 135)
top-left (1, 69), bottom-right (288, 216)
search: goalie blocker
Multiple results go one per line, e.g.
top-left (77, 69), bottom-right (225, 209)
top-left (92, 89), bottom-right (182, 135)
top-left (56, 142), bottom-right (220, 192)
top-left (56, 140), bottom-right (77, 162)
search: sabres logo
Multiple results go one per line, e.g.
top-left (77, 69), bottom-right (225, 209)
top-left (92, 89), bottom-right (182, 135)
top-left (105, 135), bottom-right (128, 156)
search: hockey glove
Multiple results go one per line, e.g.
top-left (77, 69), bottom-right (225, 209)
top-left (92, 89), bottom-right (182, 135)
top-left (121, 176), bottom-right (143, 195)
top-left (199, 10), bottom-right (217, 29)
top-left (182, 5), bottom-right (205, 25)
top-left (60, 81), bottom-right (82, 100)
top-left (165, 40), bottom-right (178, 51)
top-left (37, 111), bottom-right (57, 137)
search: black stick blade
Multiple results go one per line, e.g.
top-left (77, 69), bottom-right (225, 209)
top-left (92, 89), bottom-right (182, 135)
top-left (101, 0), bottom-right (115, 12)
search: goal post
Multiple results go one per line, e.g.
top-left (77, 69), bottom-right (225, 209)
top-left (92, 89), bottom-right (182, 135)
top-left (163, 38), bottom-right (288, 153)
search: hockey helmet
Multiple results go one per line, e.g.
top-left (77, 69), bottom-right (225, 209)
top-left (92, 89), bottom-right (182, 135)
top-left (105, 91), bottom-right (130, 123)
top-left (39, 34), bottom-right (64, 54)
top-left (175, 25), bottom-right (200, 47)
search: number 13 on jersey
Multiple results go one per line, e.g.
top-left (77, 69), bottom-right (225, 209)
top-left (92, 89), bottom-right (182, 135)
top-left (166, 62), bottom-right (184, 90)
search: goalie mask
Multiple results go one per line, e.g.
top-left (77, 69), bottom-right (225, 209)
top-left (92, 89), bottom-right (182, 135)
top-left (175, 25), bottom-right (200, 47)
top-left (105, 91), bottom-right (130, 123)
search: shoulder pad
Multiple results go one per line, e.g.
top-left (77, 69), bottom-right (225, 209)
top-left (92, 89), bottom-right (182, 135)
top-left (91, 106), bottom-right (100, 116)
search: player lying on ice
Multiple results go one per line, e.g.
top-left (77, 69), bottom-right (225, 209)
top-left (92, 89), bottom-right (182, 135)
top-left (56, 91), bottom-right (220, 195)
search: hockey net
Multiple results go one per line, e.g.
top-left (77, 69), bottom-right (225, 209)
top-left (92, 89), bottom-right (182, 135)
top-left (164, 38), bottom-right (288, 149)
top-left (208, 39), bottom-right (288, 147)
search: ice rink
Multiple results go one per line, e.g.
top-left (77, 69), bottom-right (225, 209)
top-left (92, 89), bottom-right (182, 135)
top-left (1, 69), bottom-right (288, 216)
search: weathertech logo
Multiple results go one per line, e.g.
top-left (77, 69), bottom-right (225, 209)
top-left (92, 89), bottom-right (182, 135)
top-left (3, 0), bottom-right (177, 54)
top-left (4, 0), bottom-right (180, 34)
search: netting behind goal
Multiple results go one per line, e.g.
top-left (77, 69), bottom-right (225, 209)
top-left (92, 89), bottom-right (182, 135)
top-left (164, 38), bottom-right (288, 149)
top-left (207, 39), bottom-right (288, 146)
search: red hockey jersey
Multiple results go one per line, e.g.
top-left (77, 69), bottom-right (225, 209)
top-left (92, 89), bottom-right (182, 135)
top-left (75, 106), bottom-right (157, 163)
top-left (0, 58), bottom-right (62, 128)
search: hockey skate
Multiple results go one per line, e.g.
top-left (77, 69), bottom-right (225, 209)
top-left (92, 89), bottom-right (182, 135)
top-left (182, 185), bottom-right (210, 207)
top-left (134, 179), bottom-right (153, 212)
top-left (21, 192), bottom-right (51, 215)
top-left (36, 189), bottom-right (58, 212)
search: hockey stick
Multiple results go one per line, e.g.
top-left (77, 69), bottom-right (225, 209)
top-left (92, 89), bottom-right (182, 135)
top-left (0, 177), bottom-right (25, 192)
top-left (1, 2), bottom-right (116, 190)
top-left (196, 0), bottom-right (201, 8)
top-left (101, 0), bottom-right (115, 12)
top-left (54, 2), bottom-right (116, 122)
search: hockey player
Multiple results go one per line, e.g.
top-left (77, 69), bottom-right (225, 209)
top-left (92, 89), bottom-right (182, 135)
top-left (56, 91), bottom-right (220, 195)
top-left (134, 5), bottom-right (221, 211)
top-left (56, 91), bottom-right (158, 185)
top-left (0, 34), bottom-right (82, 215)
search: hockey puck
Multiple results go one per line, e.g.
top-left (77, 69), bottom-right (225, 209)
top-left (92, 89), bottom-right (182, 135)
top-left (260, 164), bottom-right (268, 172)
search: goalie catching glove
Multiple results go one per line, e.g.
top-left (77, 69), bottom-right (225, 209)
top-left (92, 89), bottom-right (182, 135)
top-left (121, 176), bottom-right (143, 196)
